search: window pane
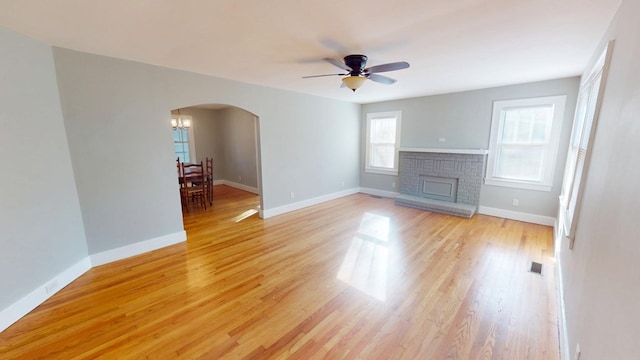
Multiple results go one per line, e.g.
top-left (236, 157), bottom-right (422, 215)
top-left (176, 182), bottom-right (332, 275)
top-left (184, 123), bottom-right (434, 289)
top-left (370, 117), bottom-right (396, 143)
top-left (502, 106), bottom-right (553, 144)
top-left (173, 128), bottom-right (188, 142)
top-left (176, 152), bottom-right (190, 163)
top-left (370, 144), bottom-right (395, 169)
top-left (496, 146), bottom-right (545, 181)
top-left (173, 128), bottom-right (190, 163)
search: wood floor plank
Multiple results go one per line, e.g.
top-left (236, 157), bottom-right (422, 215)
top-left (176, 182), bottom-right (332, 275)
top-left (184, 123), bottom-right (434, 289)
top-left (0, 186), bottom-right (559, 359)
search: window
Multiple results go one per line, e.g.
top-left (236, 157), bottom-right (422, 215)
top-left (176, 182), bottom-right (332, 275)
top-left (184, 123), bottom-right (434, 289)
top-left (560, 41), bottom-right (613, 244)
top-left (365, 111), bottom-right (401, 175)
top-left (172, 115), bottom-right (195, 163)
top-left (485, 95), bottom-right (566, 191)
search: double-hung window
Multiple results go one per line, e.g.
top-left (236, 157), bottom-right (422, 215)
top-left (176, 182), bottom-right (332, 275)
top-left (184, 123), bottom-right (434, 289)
top-left (365, 111), bottom-right (401, 175)
top-left (485, 96), bottom-right (566, 191)
top-left (172, 115), bottom-right (195, 163)
top-left (560, 41), bottom-right (613, 243)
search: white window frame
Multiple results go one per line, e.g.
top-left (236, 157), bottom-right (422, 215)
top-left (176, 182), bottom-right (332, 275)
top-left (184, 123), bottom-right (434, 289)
top-left (485, 95), bottom-right (566, 191)
top-left (172, 115), bottom-right (196, 163)
top-left (365, 111), bottom-right (402, 176)
top-left (559, 40), bottom-right (614, 246)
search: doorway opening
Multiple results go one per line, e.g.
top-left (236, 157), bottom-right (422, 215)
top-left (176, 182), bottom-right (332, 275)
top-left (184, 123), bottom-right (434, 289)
top-left (171, 103), bottom-right (263, 219)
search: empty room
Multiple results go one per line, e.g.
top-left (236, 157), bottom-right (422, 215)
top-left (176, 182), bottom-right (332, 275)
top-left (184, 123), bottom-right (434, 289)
top-left (1, 0), bottom-right (639, 359)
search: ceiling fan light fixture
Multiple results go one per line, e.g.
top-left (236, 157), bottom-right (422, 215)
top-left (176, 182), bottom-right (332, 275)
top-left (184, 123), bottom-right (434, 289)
top-left (342, 75), bottom-right (367, 92)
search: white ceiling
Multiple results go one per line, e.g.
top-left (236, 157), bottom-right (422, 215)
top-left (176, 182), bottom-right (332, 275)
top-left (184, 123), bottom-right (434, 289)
top-left (0, 0), bottom-right (621, 104)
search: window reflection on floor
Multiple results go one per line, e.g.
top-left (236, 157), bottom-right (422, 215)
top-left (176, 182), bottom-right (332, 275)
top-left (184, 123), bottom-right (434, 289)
top-left (231, 208), bottom-right (259, 222)
top-left (337, 212), bottom-right (390, 301)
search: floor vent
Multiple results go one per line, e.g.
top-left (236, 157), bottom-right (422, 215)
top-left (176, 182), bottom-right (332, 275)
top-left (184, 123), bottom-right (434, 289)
top-left (370, 195), bottom-right (383, 199)
top-left (530, 261), bottom-right (543, 275)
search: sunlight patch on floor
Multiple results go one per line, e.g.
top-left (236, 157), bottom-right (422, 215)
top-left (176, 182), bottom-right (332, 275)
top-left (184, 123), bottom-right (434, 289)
top-left (232, 208), bottom-right (259, 222)
top-left (337, 212), bottom-right (391, 301)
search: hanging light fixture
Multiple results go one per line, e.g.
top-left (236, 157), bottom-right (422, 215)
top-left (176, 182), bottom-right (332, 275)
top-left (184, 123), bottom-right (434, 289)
top-left (171, 108), bottom-right (191, 129)
top-left (342, 75), bottom-right (367, 92)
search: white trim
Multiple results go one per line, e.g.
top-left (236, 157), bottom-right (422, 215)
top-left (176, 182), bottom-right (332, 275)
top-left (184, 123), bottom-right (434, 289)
top-left (399, 147), bottom-right (488, 155)
top-left (554, 225), bottom-right (571, 360)
top-left (262, 188), bottom-right (359, 218)
top-left (364, 168), bottom-right (398, 176)
top-left (220, 180), bottom-right (260, 194)
top-left (484, 178), bottom-right (552, 192)
top-left (90, 231), bottom-right (186, 266)
top-left (0, 258), bottom-right (91, 333)
top-left (365, 111), bottom-right (402, 175)
top-left (485, 95), bottom-right (566, 191)
top-left (559, 40), bottom-right (614, 242)
top-left (478, 206), bottom-right (555, 226)
top-left (358, 187), bottom-right (400, 198)
top-left (211, 179), bottom-right (260, 194)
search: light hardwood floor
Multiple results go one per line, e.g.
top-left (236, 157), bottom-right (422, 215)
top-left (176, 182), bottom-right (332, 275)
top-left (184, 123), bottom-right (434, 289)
top-left (0, 186), bottom-right (559, 359)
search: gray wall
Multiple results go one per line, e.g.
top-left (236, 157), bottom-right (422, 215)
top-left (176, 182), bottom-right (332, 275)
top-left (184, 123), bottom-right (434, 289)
top-left (0, 28), bottom-right (88, 309)
top-left (361, 78), bottom-right (579, 217)
top-left (52, 47), bottom-right (360, 255)
top-left (219, 107), bottom-right (259, 189)
top-left (558, 0), bottom-right (640, 358)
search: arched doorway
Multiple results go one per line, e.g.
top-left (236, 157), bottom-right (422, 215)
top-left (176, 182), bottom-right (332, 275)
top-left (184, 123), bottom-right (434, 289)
top-left (171, 103), bottom-right (263, 216)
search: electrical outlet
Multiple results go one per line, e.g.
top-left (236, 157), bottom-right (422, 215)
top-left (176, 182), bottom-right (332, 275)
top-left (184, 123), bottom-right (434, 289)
top-left (438, 137), bottom-right (446, 142)
top-left (290, 192), bottom-right (295, 199)
top-left (238, 175), bottom-right (242, 181)
top-left (341, 181), bottom-right (345, 187)
top-left (392, 182), bottom-right (396, 188)
top-left (512, 198), bottom-right (519, 206)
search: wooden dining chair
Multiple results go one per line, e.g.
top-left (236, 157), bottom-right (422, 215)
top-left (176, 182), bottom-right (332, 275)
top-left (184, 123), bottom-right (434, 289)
top-left (180, 161), bottom-right (207, 212)
top-left (205, 157), bottom-right (213, 205)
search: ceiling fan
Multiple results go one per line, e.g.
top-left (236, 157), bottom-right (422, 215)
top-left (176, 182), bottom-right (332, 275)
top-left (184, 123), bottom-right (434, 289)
top-left (303, 54), bottom-right (410, 92)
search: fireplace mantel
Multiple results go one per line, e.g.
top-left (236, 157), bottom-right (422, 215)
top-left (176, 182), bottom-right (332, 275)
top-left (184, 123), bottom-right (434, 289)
top-left (399, 147), bottom-right (488, 155)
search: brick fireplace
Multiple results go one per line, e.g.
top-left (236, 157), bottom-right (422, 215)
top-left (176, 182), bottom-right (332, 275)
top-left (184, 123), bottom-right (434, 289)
top-left (395, 148), bottom-right (488, 218)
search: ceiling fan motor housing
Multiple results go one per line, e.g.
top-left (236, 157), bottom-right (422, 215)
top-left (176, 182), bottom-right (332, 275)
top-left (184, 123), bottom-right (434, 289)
top-left (344, 54), bottom-right (368, 75)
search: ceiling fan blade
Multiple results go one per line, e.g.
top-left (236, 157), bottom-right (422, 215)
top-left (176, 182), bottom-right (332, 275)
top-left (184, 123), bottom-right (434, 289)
top-left (365, 61), bottom-right (410, 74)
top-left (367, 73), bottom-right (396, 84)
top-left (302, 73), bottom-right (347, 78)
top-left (323, 57), bottom-right (351, 71)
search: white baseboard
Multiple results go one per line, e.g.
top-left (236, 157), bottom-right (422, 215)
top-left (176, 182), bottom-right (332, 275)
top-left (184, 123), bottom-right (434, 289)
top-left (90, 231), bottom-right (186, 266)
top-left (556, 257), bottom-right (570, 360)
top-left (262, 188), bottom-right (359, 218)
top-left (554, 220), bottom-right (571, 360)
top-left (358, 187), bottom-right (400, 198)
top-left (1, 231), bottom-right (186, 333)
top-left (220, 180), bottom-right (260, 194)
top-left (0, 257), bottom-right (91, 333)
top-left (478, 206), bottom-right (555, 226)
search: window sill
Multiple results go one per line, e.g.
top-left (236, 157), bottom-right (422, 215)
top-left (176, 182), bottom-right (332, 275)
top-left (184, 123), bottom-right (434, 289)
top-left (365, 168), bottom-right (398, 176)
top-left (484, 178), bottom-right (552, 192)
